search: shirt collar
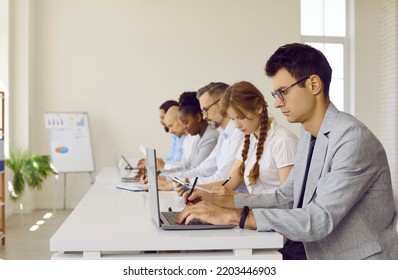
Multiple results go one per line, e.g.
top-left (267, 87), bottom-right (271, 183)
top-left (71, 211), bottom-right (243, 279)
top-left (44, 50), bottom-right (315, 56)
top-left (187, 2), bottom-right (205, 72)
top-left (222, 119), bottom-right (236, 138)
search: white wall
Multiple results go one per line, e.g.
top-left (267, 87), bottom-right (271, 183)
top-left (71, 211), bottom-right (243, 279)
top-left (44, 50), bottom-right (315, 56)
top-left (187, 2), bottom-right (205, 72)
top-left (24, 0), bottom-right (301, 210)
top-left (353, 0), bottom-right (381, 137)
top-left (0, 0), bottom-right (9, 92)
top-left (4, 0), bottom-right (387, 212)
top-left (0, 0), bottom-right (10, 216)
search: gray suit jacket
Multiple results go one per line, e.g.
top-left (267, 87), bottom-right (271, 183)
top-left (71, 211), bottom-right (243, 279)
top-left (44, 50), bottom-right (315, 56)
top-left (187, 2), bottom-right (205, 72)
top-left (235, 103), bottom-right (398, 259)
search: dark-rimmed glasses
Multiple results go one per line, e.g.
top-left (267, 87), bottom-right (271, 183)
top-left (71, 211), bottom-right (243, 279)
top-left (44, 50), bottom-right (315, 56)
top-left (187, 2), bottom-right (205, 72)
top-left (271, 76), bottom-right (310, 101)
top-left (201, 98), bottom-right (220, 115)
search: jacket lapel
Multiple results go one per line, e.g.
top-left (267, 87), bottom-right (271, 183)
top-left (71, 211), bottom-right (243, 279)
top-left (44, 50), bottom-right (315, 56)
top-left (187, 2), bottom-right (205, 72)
top-left (293, 132), bottom-right (311, 208)
top-left (295, 103), bottom-right (339, 207)
top-left (302, 132), bottom-right (329, 205)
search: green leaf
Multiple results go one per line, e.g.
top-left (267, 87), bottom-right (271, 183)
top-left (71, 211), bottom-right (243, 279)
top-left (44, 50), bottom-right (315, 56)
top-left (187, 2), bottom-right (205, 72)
top-left (5, 147), bottom-right (57, 200)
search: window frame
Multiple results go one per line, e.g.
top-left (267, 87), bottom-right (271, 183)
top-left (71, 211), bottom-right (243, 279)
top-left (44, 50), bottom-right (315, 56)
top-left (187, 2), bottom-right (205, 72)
top-left (300, 0), bottom-right (351, 113)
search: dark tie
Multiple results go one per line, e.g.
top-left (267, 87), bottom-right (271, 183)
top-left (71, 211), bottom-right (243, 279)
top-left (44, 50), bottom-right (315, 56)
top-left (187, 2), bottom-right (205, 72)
top-left (298, 136), bottom-right (316, 208)
top-left (279, 136), bottom-right (316, 260)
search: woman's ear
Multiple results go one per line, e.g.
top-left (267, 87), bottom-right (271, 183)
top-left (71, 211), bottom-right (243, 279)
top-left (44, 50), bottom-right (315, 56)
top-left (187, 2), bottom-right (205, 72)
top-left (196, 112), bottom-right (204, 122)
top-left (256, 105), bottom-right (263, 115)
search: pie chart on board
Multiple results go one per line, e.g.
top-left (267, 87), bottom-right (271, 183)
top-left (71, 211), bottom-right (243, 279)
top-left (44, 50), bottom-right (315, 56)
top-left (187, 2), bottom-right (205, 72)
top-left (55, 146), bottom-right (69, 154)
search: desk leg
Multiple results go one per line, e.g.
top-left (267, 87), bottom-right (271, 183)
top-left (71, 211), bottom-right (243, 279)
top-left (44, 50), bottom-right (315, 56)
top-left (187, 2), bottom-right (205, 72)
top-left (233, 248), bottom-right (253, 258)
top-left (83, 251), bottom-right (101, 259)
top-left (234, 249), bottom-right (282, 260)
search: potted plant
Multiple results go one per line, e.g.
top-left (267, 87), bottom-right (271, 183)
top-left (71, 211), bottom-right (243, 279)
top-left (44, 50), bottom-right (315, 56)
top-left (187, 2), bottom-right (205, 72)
top-left (5, 148), bottom-right (57, 200)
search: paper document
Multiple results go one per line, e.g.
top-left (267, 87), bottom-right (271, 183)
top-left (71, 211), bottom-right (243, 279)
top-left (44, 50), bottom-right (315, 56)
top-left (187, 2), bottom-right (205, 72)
top-left (115, 182), bottom-right (145, 192)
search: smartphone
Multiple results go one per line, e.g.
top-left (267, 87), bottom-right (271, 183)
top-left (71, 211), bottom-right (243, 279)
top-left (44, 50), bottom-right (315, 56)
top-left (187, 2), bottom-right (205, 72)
top-left (169, 176), bottom-right (191, 190)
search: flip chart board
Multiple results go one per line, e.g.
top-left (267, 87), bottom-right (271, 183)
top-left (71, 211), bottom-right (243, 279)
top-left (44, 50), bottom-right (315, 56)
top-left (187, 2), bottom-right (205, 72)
top-left (44, 112), bottom-right (95, 173)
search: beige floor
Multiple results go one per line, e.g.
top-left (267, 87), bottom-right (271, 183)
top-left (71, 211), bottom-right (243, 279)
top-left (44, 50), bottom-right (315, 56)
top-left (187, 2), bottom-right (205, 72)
top-left (0, 209), bottom-right (72, 260)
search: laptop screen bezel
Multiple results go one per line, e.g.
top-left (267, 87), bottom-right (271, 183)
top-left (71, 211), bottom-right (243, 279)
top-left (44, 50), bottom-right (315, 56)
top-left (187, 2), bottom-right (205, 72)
top-left (146, 148), bottom-right (162, 227)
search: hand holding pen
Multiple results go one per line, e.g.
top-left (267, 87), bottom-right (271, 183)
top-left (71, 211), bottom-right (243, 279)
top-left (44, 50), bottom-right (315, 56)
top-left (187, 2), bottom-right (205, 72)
top-left (211, 177), bottom-right (233, 195)
top-left (187, 177), bottom-right (198, 199)
top-left (183, 178), bottom-right (214, 205)
top-left (221, 177), bottom-right (231, 186)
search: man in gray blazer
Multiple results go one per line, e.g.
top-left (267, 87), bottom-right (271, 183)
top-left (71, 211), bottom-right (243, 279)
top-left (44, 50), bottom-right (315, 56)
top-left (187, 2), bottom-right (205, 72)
top-left (177, 43), bottom-right (398, 260)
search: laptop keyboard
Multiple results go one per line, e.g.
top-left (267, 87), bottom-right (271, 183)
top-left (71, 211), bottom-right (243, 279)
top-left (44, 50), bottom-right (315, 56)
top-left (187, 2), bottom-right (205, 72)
top-left (161, 211), bottom-right (206, 225)
top-left (121, 177), bottom-right (139, 183)
top-left (162, 211), bottom-right (180, 225)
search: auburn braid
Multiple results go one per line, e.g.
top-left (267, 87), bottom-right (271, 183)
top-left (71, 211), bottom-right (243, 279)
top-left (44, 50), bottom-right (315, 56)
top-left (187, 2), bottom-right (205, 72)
top-left (247, 102), bottom-right (269, 185)
top-left (238, 134), bottom-right (251, 179)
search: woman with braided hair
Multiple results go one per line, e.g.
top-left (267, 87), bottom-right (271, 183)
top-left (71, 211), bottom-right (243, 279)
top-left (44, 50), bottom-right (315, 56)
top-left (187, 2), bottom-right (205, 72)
top-left (198, 81), bottom-right (298, 194)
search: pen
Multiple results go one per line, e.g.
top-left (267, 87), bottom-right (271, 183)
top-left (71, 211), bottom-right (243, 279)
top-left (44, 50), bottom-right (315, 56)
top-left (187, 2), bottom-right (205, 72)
top-left (188, 177), bottom-right (198, 199)
top-left (221, 177), bottom-right (231, 186)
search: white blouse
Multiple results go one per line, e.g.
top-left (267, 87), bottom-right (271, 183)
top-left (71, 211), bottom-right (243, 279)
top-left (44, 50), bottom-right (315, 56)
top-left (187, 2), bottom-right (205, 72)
top-left (236, 120), bottom-right (298, 194)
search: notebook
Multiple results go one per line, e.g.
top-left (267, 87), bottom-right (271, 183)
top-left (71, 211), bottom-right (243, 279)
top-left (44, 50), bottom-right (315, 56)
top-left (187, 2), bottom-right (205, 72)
top-left (146, 148), bottom-right (235, 230)
top-left (114, 152), bottom-right (139, 183)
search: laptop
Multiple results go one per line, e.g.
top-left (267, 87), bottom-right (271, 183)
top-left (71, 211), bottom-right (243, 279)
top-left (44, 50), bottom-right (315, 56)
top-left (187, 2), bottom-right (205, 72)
top-left (113, 152), bottom-right (139, 183)
top-left (146, 148), bottom-right (235, 230)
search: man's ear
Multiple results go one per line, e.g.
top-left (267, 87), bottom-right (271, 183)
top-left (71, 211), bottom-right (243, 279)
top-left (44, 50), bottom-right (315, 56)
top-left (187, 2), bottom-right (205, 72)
top-left (309, 75), bottom-right (323, 96)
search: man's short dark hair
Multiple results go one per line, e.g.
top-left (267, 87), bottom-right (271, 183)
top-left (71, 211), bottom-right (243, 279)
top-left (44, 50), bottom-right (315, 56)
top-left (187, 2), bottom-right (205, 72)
top-left (159, 100), bottom-right (179, 112)
top-left (265, 43), bottom-right (332, 97)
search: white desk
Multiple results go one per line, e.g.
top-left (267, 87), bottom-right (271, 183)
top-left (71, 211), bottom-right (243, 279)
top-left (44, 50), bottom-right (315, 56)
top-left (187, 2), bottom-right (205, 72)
top-left (50, 167), bottom-right (283, 259)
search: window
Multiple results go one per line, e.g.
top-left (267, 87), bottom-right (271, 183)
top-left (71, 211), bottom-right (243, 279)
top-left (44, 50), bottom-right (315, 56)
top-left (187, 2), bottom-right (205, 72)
top-left (300, 0), bottom-right (348, 112)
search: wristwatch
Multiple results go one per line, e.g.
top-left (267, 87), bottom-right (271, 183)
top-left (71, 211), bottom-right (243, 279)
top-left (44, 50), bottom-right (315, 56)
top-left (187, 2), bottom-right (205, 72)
top-left (239, 206), bottom-right (250, 229)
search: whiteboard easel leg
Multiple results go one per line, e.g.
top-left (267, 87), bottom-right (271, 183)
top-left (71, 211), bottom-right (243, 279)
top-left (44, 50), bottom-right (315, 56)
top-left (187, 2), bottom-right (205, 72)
top-left (63, 173), bottom-right (67, 210)
top-left (89, 172), bottom-right (95, 185)
top-left (53, 174), bottom-right (59, 218)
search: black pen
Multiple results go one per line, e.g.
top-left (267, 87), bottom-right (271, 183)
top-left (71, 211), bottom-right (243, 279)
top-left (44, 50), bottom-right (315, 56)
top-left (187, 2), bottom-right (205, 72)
top-left (221, 177), bottom-right (231, 186)
top-left (187, 177), bottom-right (198, 199)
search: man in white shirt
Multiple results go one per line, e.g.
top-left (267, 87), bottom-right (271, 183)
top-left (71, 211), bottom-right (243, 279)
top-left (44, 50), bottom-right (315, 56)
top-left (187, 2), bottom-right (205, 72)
top-left (178, 82), bottom-right (243, 184)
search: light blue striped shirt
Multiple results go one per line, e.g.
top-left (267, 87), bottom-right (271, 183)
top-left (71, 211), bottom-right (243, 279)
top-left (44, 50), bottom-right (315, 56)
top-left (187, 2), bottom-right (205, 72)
top-left (163, 134), bottom-right (185, 163)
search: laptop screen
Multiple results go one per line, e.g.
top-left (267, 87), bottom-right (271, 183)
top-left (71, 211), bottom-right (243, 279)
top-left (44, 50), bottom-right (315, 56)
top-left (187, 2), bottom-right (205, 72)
top-left (146, 148), bottom-right (162, 227)
top-left (146, 148), bottom-right (236, 230)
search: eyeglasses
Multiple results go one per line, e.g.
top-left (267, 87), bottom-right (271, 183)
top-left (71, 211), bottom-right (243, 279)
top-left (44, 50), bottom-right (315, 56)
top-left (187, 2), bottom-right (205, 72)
top-left (271, 76), bottom-right (310, 101)
top-left (201, 98), bottom-right (220, 115)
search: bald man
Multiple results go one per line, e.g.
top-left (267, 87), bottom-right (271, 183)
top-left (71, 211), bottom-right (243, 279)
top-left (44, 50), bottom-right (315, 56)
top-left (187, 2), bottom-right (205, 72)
top-left (163, 106), bottom-right (186, 138)
top-left (138, 106), bottom-right (186, 171)
top-left (161, 105), bottom-right (200, 172)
